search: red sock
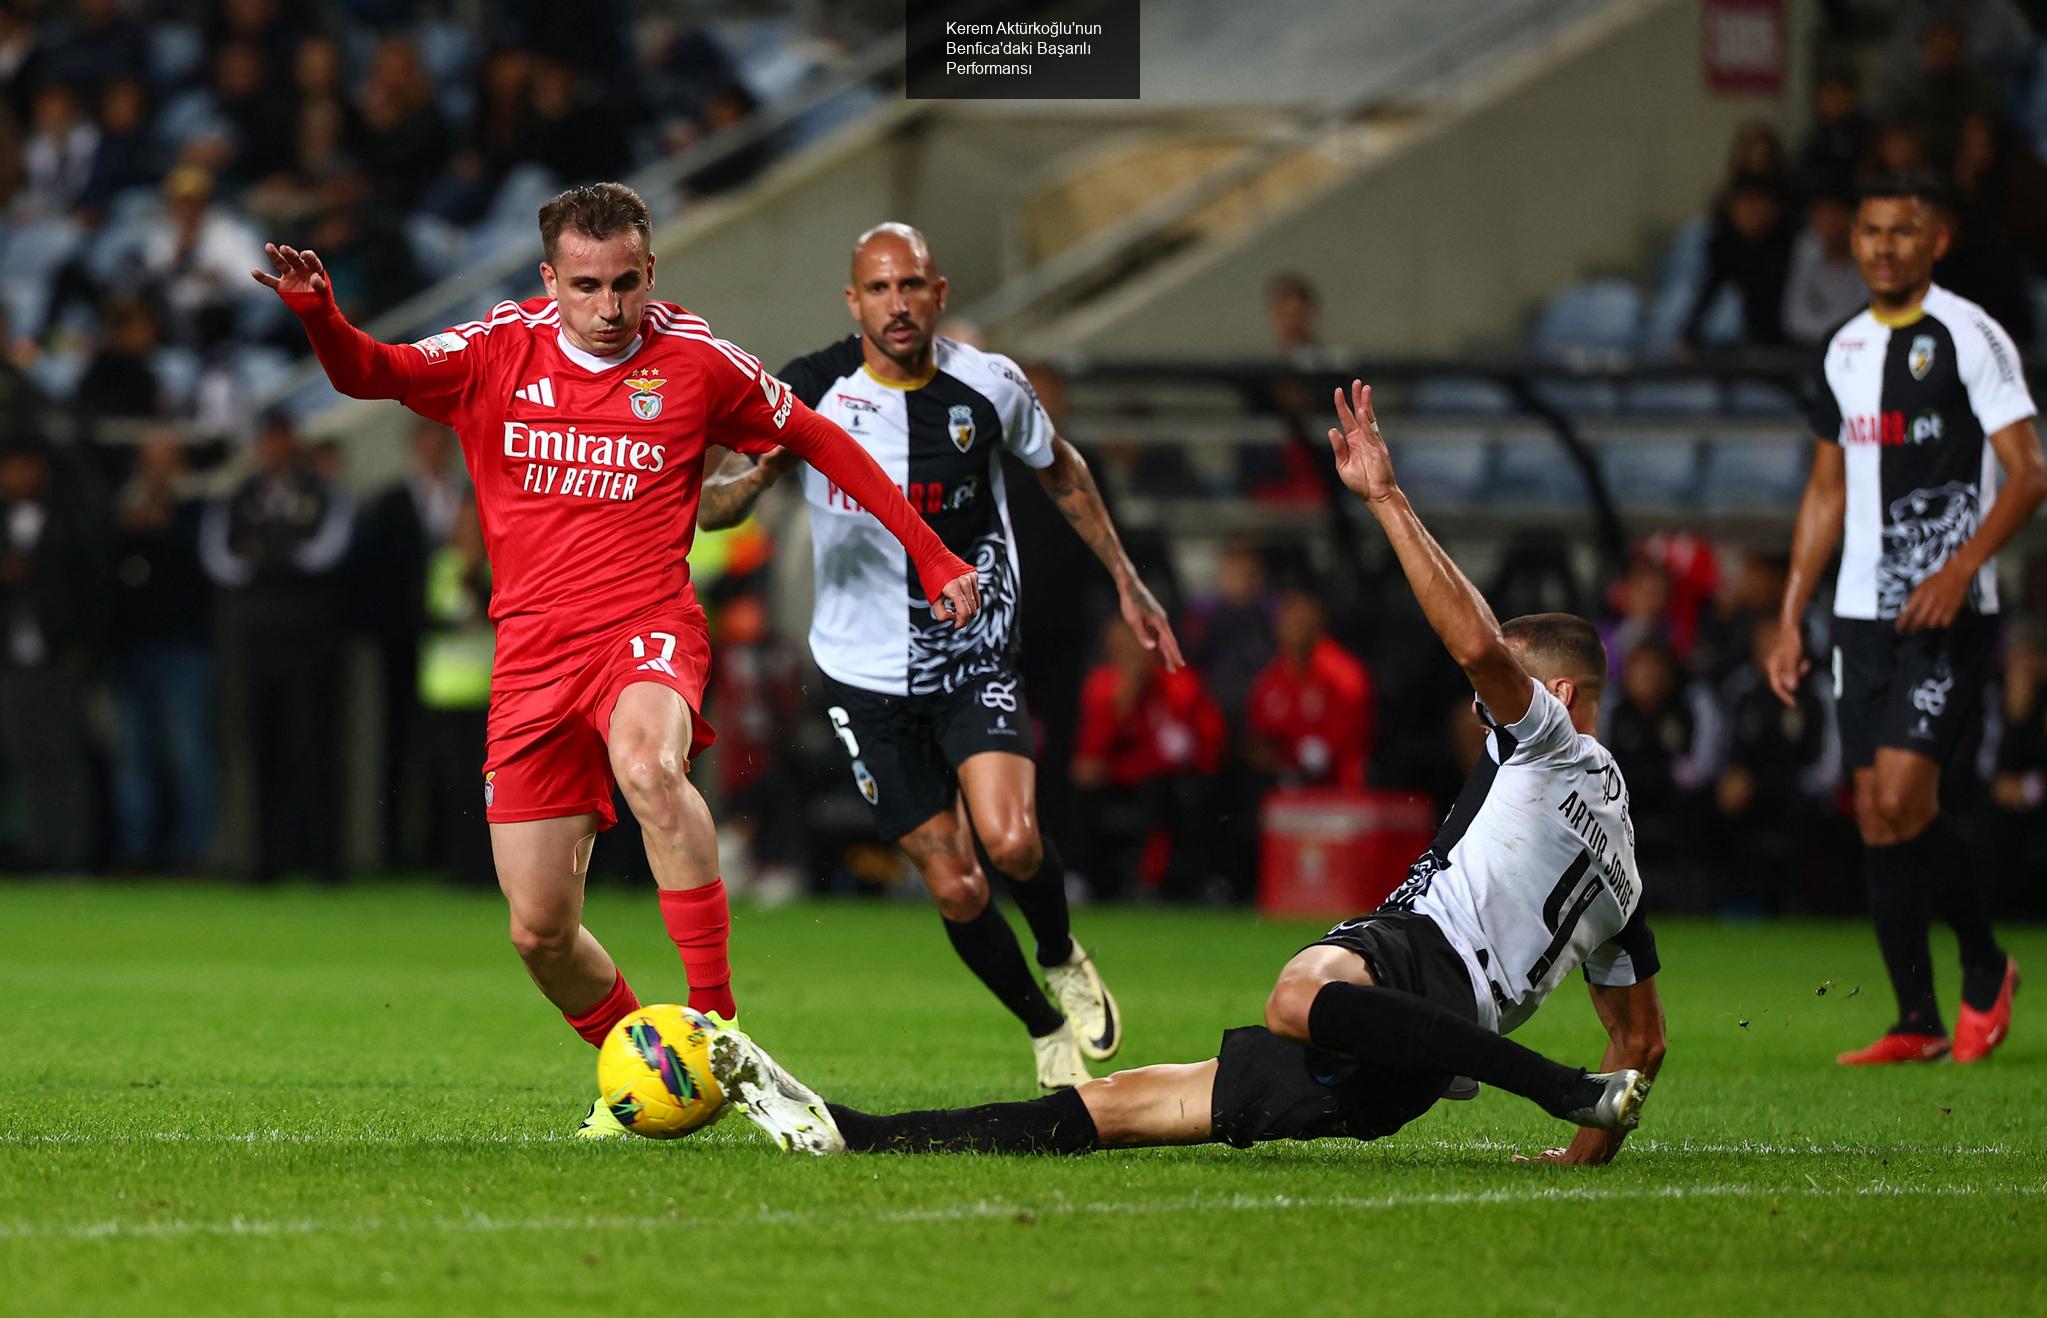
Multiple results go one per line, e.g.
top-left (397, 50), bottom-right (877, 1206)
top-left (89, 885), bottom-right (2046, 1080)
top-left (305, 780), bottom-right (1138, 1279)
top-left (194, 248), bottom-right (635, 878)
top-left (659, 881), bottom-right (736, 1020)
top-left (563, 971), bottom-right (640, 1048)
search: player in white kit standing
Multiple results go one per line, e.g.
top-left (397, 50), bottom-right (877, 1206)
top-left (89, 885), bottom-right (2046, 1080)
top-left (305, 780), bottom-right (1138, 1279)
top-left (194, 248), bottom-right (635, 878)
top-left (708, 382), bottom-right (1669, 1164)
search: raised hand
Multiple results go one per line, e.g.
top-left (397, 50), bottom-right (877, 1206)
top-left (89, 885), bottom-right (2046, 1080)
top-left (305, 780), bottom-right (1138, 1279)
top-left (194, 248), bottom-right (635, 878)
top-left (1328, 380), bottom-right (1399, 504)
top-left (251, 243), bottom-right (330, 298)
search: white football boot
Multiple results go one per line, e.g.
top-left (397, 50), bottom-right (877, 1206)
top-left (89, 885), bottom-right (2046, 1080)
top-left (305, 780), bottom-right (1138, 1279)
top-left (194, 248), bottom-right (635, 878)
top-left (1562, 1069), bottom-right (1652, 1132)
top-left (1031, 1021), bottom-right (1092, 1090)
top-left (707, 1029), bottom-right (845, 1155)
top-left (1042, 941), bottom-right (1121, 1062)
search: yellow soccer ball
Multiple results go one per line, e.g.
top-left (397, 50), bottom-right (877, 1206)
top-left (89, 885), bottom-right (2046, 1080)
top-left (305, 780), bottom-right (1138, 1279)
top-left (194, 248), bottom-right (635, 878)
top-left (596, 1005), bottom-right (725, 1138)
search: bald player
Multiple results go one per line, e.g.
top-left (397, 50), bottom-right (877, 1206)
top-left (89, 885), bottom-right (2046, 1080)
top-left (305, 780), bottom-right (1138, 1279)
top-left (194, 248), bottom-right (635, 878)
top-left (701, 223), bottom-right (1182, 1089)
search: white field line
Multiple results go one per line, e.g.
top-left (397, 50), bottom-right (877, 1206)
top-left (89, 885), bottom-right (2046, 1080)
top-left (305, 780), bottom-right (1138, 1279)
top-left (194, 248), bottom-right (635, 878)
top-left (1, 1181), bottom-right (2042, 1243)
top-left (0, 1130), bottom-right (2022, 1158)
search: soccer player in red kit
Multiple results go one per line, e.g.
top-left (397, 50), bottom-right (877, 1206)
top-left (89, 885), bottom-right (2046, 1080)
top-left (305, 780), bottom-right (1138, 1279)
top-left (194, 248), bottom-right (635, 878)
top-left (252, 183), bottom-right (980, 1135)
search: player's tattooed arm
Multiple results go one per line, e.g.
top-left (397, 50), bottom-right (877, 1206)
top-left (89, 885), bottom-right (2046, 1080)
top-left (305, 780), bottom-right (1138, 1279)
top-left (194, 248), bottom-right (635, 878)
top-left (698, 447), bottom-right (800, 531)
top-left (1327, 380), bottom-right (1531, 723)
top-left (1525, 978), bottom-right (1667, 1167)
top-left (1037, 435), bottom-right (1185, 670)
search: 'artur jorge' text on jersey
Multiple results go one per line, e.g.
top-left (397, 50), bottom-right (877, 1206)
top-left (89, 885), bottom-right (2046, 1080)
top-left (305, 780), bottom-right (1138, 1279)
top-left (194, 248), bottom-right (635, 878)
top-left (780, 336), bottom-right (1055, 697)
top-left (1809, 284), bottom-right (2037, 620)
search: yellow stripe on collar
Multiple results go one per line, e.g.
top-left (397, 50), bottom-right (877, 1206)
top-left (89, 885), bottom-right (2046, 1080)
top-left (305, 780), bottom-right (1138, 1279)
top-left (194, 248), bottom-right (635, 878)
top-left (1869, 303), bottom-right (1927, 328)
top-left (862, 362), bottom-right (936, 391)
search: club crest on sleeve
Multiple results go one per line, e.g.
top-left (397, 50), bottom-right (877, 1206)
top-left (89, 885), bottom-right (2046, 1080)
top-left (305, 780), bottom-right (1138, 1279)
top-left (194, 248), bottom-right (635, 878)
top-left (947, 403), bottom-right (975, 452)
top-left (1909, 334), bottom-right (1936, 380)
top-left (625, 375), bottom-right (666, 420)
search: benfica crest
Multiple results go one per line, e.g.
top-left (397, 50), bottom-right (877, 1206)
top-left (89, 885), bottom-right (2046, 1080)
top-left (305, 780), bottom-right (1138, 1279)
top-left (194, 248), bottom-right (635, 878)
top-left (625, 375), bottom-right (665, 420)
top-left (947, 403), bottom-right (975, 452)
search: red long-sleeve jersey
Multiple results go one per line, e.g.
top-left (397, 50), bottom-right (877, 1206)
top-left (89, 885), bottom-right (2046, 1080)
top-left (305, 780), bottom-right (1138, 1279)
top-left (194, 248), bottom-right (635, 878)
top-left (281, 286), bottom-right (971, 691)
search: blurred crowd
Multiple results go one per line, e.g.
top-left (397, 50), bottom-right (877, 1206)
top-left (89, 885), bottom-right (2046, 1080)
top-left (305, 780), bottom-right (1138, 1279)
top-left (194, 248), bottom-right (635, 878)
top-left (0, 0), bottom-right (875, 443)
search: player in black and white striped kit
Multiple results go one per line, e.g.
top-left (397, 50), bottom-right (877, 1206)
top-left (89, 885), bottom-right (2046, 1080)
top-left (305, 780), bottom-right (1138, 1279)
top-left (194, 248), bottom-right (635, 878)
top-left (701, 223), bottom-right (1182, 1090)
top-left (1771, 174), bottom-right (2047, 1065)
top-left (706, 381), bottom-right (1663, 1163)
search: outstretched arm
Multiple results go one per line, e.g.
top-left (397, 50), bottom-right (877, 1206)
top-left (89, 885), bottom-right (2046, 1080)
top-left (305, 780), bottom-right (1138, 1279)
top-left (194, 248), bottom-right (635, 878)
top-left (1035, 436), bottom-right (1183, 670)
top-left (1767, 441), bottom-right (1845, 704)
top-left (1531, 978), bottom-right (1667, 1166)
top-left (252, 244), bottom-right (441, 402)
top-left (1326, 381), bottom-right (1533, 723)
top-left (699, 447), bottom-right (801, 531)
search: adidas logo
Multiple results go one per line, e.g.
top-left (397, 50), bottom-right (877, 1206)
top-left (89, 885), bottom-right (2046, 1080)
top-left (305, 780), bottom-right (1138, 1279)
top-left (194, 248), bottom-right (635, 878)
top-left (514, 377), bottom-right (556, 407)
top-left (636, 658), bottom-right (677, 676)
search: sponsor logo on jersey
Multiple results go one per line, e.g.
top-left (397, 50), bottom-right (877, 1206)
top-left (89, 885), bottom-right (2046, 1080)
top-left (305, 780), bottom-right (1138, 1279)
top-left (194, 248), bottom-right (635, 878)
top-left (760, 373), bottom-right (794, 429)
top-left (1909, 409), bottom-right (1945, 444)
top-left (947, 403), bottom-right (975, 452)
top-left (835, 393), bottom-right (882, 414)
top-left (1909, 333), bottom-right (1936, 380)
top-left (413, 331), bottom-right (467, 363)
top-left (502, 421), bottom-right (667, 471)
top-left (1842, 412), bottom-right (1910, 446)
top-left (624, 374), bottom-right (665, 420)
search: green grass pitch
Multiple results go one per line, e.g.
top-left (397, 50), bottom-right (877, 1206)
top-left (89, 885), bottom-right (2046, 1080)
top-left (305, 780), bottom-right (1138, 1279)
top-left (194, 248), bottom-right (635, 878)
top-left (2, 883), bottom-right (2042, 1316)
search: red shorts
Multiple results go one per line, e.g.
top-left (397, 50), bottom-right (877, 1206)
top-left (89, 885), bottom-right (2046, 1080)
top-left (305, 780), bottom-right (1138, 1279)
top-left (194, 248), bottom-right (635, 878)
top-left (483, 614), bottom-right (717, 830)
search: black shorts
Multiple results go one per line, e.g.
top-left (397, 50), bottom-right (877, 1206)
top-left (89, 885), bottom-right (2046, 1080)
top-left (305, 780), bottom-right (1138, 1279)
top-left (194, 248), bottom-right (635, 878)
top-left (821, 667), bottom-right (1035, 841)
top-left (1209, 912), bottom-right (1477, 1149)
top-left (1831, 615), bottom-right (1997, 771)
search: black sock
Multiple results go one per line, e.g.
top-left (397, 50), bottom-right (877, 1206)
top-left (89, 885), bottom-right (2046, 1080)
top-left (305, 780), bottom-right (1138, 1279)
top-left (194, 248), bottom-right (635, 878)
top-left (1864, 839), bottom-right (1943, 1035)
top-left (976, 829), bottom-right (1075, 967)
top-left (1305, 982), bottom-right (1600, 1120)
top-left (826, 1087), bottom-right (1098, 1155)
top-left (943, 903), bottom-right (1066, 1036)
top-left (1914, 813), bottom-right (2006, 1010)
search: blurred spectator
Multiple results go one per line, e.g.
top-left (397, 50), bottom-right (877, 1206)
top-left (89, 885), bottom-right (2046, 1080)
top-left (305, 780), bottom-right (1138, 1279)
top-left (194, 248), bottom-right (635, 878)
top-left (1599, 556), bottom-right (1677, 684)
top-left (140, 166), bottom-right (265, 350)
top-left (0, 306), bottom-right (46, 448)
top-left (1071, 617), bottom-right (1226, 898)
top-left (1867, 119), bottom-right (1934, 175)
top-left (1244, 273), bottom-right (1344, 504)
top-left (1184, 541), bottom-right (1277, 729)
top-left (527, 58), bottom-right (629, 183)
top-left (706, 591), bottom-right (806, 903)
top-left (686, 81), bottom-right (772, 197)
top-left (1783, 187), bottom-right (1868, 344)
top-left (1247, 589), bottom-right (1374, 790)
top-left (1724, 121), bottom-right (1790, 198)
top-left (348, 37), bottom-right (450, 215)
top-left (417, 497), bottom-right (494, 889)
top-left (420, 46), bottom-right (537, 224)
top-left (1950, 111), bottom-right (2047, 276)
top-left (18, 82), bottom-right (97, 216)
top-left (108, 433), bottom-right (216, 869)
top-left (32, 0), bottom-right (149, 106)
top-left (212, 39), bottom-right (295, 187)
top-left (1882, 0), bottom-right (2033, 93)
top-left (0, 436), bottom-right (105, 871)
top-left (1604, 639), bottom-right (1719, 885)
top-left (1684, 173), bottom-right (1796, 350)
top-left (76, 75), bottom-right (150, 219)
top-left (355, 420), bottom-right (462, 867)
top-left (74, 296), bottom-right (166, 434)
top-left (1795, 69), bottom-right (1870, 200)
top-left (1882, 18), bottom-right (2004, 172)
top-left (1933, 199), bottom-right (2037, 344)
top-left (301, 169), bottom-right (419, 323)
top-left (201, 413), bottom-right (354, 882)
top-left (1692, 550), bottom-right (1788, 682)
top-left (1988, 621), bottom-right (2047, 896)
top-left (1710, 616), bottom-right (1838, 913)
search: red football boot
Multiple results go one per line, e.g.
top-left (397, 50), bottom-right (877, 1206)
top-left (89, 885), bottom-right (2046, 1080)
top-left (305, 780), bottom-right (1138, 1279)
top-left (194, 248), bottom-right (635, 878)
top-left (1953, 957), bottom-right (2020, 1064)
top-left (1836, 1031), bottom-right (1951, 1065)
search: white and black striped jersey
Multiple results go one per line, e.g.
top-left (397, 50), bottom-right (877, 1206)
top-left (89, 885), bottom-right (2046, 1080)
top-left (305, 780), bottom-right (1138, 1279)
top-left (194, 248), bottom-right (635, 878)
top-left (779, 336), bottom-right (1056, 696)
top-left (1383, 680), bottom-right (1658, 1034)
top-left (1809, 285), bottom-right (2036, 620)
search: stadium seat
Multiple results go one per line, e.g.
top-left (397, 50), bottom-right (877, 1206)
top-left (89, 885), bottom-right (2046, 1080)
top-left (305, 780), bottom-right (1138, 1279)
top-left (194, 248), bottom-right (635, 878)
top-left (488, 165), bottom-right (563, 230)
top-left (1598, 435), bottom-right (1702, 507)
top-left (1530, 376), bottom-right (1620, 416)
top-left (405, 215), bottom-right (468, 276)
top-left (1641, 216), bottom-right (1746, 357)
top-left (1700, 433), bottom-right (1812, 511)
top-left (1529, 278), bottom-right (1644, 363)
top-left (25, 349), bottom-right (88, 403)
top-left (1726, 379), bottom-right (1800, 417)
top-left (228, 345), bottom-right (296, 402)
top-left (1620, 378), bottom-right (1722, 416)
top-left (0, 218), bottom-right (83, 337)
top-left (1388, 428), bottom-right (1493, 505)
top-left (153, 89), bottom-right (227, 157)
top-left (1406, 375), bottom-right (1516, 415)
top-left (149, 347), bottom-right (203, 410)
top-left (1490, 427), bottom-right (1592, 505)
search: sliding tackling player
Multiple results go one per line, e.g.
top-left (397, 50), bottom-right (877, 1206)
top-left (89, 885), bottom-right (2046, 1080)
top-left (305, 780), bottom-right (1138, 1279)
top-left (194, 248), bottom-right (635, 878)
top-left (256, 183), bottom-right (980, 1135)
top-left (709, 381), bottom-right (1667, 1162)
top-left (700, 224), bottom-right (1182, 1089)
